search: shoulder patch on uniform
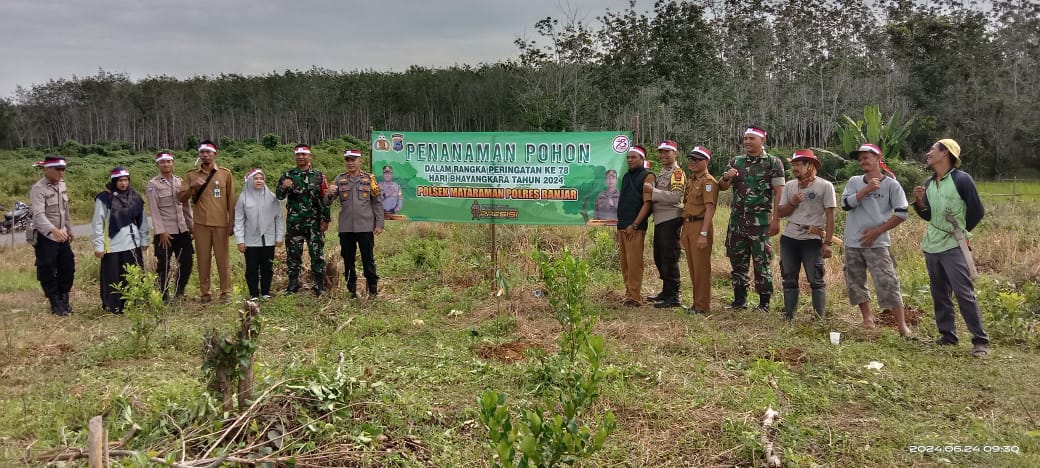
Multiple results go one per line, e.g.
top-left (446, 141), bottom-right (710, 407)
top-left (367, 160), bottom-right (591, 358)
top-left (705, 184), bottom-right (712, 192)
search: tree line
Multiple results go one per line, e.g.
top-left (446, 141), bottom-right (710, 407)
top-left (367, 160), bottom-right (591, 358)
top-left (0, 0), bottom-right (1036, 177)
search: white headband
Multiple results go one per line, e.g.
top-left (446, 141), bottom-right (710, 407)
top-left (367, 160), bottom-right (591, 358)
top-left (198, 143), bottom-right (217, 153)
top-left (155, 153), bottom-right (174, 162)
top-left (744, 128), bottom-right (767, 138)
top-left (628, 147), bottom-right (646, 158)
top-left (43, 160), bottom-right (67, 168)
top-left (245, 168), bottom-right (263, 182)
top-left (343, 150), bottom-right (362, 158)
top-left (294, 148), bottom-right (311, 155)
top-left (658, 142), bottom-right (678, 151)
top-left (110, 169), bottom-right (130, 179)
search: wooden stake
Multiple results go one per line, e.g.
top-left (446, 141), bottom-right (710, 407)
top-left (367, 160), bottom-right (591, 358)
top-left (87, 416), bottom-right (105, 468)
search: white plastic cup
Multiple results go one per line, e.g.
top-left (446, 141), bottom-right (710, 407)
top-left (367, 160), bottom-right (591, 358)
top-left (829, 331), bottom-right (841, 345)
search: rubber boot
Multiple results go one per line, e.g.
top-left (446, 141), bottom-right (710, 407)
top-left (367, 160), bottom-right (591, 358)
top-left (754, 293), bottom-right (771, 313)
top-left (783, 289), bottom-right (799, 320)
top-left (727, 287), bottom-right (748, 310)
top-left (313, 273), bottom-right (325, 297)
top-left (811, 289), bottom-right (826, 318)
top-left (286, 275), bottom-right (300, 294)
top-left (367, 280), bottom-right (378, 298)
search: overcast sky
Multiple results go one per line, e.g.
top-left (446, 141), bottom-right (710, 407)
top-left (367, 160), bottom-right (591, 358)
top-left (0, 0), bottom-right (650, 99)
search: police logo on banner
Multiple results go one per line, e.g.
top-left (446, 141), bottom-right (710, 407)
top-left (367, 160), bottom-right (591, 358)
top-left (392, 133), bottom-right (404, 152)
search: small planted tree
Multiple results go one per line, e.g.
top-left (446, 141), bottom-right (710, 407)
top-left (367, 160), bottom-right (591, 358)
top-left (116, 264), bottom-right (167, 349)
top-left (478, 249), bottom-right (616, 467)
top-left (202, 301), bottom-right (262, 412)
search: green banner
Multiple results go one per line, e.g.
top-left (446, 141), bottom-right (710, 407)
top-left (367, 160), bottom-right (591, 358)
top-left (371, 131), bottom-right (632, 225)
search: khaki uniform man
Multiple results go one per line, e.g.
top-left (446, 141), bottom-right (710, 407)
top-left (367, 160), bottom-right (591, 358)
top-left (177, 140), bottom-right (236, 302)
top-left (679, 146), bottom-right (718, 314)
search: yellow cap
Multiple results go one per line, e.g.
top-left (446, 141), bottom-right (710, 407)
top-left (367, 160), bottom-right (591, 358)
top-left (937, 138), bottom-right (961, 167)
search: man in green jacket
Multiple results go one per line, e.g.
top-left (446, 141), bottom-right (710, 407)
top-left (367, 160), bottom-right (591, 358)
top-left (912, 138), bottom-right (988, 357)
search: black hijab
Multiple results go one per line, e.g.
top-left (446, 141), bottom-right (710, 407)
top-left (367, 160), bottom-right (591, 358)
top-left (95, 167), bottom-right (144, 239)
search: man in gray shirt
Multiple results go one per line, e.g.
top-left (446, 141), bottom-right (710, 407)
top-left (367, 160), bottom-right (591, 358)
top-left (841, 144), bottom-right (911, 336)
top-left (777, 150), bottom-right (835, 320)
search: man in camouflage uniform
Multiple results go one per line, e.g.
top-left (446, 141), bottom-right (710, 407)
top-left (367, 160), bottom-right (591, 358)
top-left (718, 126), bottom-right (785, 312)
top-left (645, 140), bottom-right (686, 308)
top-left (277, 144), bottom-right (331, 295)
top-left (328, 149), bottom-right (384, 298)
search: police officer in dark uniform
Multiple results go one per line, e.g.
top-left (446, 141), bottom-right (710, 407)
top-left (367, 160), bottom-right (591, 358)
top-left (328, 149), bottom-right (384, 298)
top-left (30, 155), bottom-right (75, 316)
top-left (645, 140), bottom-right (686, 308)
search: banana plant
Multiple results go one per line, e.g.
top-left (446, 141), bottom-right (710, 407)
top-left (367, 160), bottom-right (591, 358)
top-left (837, 104), bottom-right (915, 159)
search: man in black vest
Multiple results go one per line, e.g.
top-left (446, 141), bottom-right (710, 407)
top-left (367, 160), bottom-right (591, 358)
top-left (617, 146), bottom-right (655, 306)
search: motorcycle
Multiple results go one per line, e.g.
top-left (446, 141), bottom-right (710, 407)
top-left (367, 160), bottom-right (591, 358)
top-left (0, 201), bottom-right (32, 234)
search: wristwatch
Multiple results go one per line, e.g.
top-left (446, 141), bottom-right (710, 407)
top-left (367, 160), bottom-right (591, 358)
top-left (699, 231), bottom-right (708, 237)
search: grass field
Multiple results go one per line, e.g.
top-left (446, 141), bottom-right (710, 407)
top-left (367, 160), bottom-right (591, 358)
top-left (1, 179), bottom-right (1039, 466)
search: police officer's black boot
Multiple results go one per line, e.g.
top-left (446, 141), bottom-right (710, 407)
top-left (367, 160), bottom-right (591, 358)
top-left (783, 289), bottom-right (799, 320)
top-left (727, 287), bottom-right (748, 310)
top-left (654, 281), bottom-right (681, 308)
top-left (811, 289), bottom-right (826, 319)
top-left (60, 292), bottom-right (72, 315)
top-left (47, 293), bottom-right (68, 316)
top-left (754, 294), bottom-right (771, 313)
top-left (286, 275), bottom-right (300, 295)
top-left (367, 280), bottom-right (378, 299)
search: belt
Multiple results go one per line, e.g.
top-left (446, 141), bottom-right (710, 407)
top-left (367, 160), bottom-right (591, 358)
top-left (685, 216), bottom-right (704, 222)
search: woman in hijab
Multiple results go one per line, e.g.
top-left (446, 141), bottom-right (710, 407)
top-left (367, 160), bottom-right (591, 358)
top-left (92, 167), bottom-right (150, 314)
top-left (234, 168), bottom-right (284, 300)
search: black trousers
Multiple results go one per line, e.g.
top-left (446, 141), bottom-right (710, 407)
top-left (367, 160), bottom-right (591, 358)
top-left (35, 235), bottom-right (75, 299)
top-left (154, 232), bottom-right (194, 299)
top-left (780, 236), bottom-right (825, 290)
top-left (339, 232), bottom-right (378, 291)
top-left (244, 245), bottom-right (275, 299)
top-left (652, 217), bottom-right (683, 298)
top-left (100, 248), bottom-right (142, 313)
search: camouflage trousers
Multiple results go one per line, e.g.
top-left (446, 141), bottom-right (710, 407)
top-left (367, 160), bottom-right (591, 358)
top-left (844, 246), bottom-right (903, 309)
top-left (725, 223), bottom-right (774, 294)
top-left (286, 222), bottom-right (326, 279)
